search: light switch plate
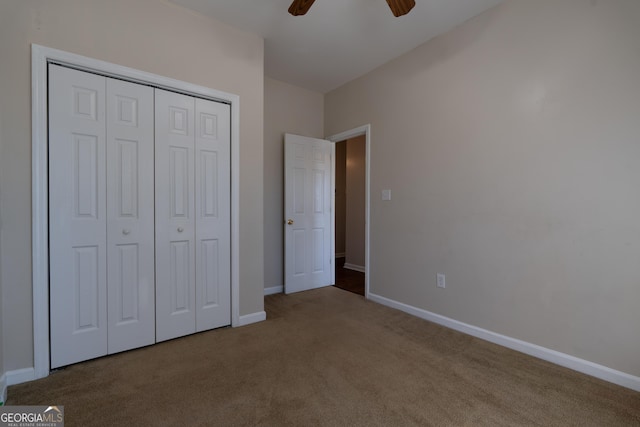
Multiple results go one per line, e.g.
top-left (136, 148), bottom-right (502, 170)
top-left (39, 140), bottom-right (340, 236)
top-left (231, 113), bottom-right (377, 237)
top-left (382, 189), bottom-right (391, 201)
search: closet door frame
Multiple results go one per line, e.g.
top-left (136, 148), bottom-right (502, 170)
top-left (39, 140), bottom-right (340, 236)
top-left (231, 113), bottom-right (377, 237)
top-left (31, 44), bottom-right (240, 380)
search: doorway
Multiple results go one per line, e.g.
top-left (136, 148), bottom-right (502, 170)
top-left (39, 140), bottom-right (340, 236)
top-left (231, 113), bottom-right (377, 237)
top-left (334, 137), bottom-right (366, 296)
top-left (328, 125), bottom-right (371, 298)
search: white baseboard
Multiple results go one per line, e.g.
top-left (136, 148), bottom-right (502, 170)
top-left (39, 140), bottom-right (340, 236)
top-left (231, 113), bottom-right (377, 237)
top-left (264, 286), bottom-right (283, 295)
top-left (368, 292), bottom-right (640, 392)
top-left (335, 253), bottom-right (345, 258)
top-left (6, 367), bottom-right (36, 387)
top-left (238, 311), bottom-right (267, 327)
top-left (0, 372), bottom-right (6, 405)
top-left (343, 263), bottom-right (365, 273)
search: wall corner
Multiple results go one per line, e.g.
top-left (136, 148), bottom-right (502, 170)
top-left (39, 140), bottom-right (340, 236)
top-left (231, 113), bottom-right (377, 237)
top-left (0, 372), bottom-right (6, 405)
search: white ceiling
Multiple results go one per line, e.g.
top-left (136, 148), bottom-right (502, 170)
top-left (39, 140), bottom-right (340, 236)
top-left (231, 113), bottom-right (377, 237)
top-left (170, 0), bottom-right (504, 93)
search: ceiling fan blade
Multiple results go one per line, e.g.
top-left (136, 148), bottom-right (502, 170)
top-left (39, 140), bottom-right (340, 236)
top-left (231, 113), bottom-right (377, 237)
top-left (288, 0), bottom-right (316, 16)
top-left (385, 0), bottom-right (416, 17)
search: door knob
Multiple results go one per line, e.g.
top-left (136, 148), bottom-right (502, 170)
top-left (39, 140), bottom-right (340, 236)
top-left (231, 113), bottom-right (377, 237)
top-left (287, 219), bottom-right (294, 225)
top-left (122, 229), bottom-right (131, 235)
top-left (177, 227), bottom-right (184, 233)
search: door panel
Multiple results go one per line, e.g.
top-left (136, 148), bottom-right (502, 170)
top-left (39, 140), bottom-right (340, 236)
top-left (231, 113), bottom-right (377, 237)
top-left (74, 134), bottom-right (99, 217)
top-left (194, 98), bottom-right (231, 331)
top-left (170, 240), bottom-right (192, 312)
top-left (49, 64), bottom-right (108, 368)
top-left (73, 245), bottom-right (100, 330)
top-left (284, 134), bottom-right (333, 294)
top-left (200, 239), bottom-right (220, 306)
top-left (115, 244), bottom-right (139, 321)
top-left (106, 78), bottom-right (155, 354)
top-left (155, 89), bottom-right (197, 342)
top-left (170, 147), bottom-right (190, 217)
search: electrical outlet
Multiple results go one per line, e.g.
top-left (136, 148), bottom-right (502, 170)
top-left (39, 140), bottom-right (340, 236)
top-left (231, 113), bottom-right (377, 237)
top-left (437, 273), bottom-right (446, 289)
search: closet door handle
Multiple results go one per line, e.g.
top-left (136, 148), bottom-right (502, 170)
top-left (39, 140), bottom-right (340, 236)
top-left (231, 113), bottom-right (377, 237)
top-left (177, 227), bottom-right (184, 233)
top-left (122, 229), bottom-right (131, 235)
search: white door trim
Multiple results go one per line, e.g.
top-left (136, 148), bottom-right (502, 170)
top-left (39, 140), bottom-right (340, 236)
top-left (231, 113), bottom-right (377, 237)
top-left (31, 44), bottom-right (241, 380)
top-left (327, 125), bottom-right (371, 299)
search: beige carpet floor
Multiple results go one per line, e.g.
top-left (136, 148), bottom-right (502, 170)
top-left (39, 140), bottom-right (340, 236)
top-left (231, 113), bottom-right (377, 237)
top-left (8, 287), bottom-right (640, 426)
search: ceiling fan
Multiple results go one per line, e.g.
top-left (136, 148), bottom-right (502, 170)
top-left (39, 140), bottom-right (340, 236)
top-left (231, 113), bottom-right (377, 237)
top-left (288, 0), bottom-right (416, 17)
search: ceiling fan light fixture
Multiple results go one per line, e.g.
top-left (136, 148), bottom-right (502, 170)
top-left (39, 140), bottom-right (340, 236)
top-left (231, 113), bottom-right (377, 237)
top-left (385, 0), bottom-right (416, 17)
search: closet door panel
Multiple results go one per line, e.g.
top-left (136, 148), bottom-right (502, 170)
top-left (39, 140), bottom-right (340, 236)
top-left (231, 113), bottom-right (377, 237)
top-left (155, 89), bottom-right (197, 342)
top-left (195, 99), bottom-right (231, 331)
top-left (106, 78), bottom-right (155, 353)
top-left (49, 64), bottom-right (108, 368)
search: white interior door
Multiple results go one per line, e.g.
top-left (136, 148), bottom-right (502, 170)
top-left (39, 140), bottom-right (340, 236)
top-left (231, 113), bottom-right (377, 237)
top-left (284, 134), bottom-right (333, 294)
top-left (194, 98), bottom-right (231, 331)
top-left (106, 78), bottom-right (155, 353)
top-left (49, 64), bottom-right (108, 368)
top-left (155, 89), bottom-right (197, 342)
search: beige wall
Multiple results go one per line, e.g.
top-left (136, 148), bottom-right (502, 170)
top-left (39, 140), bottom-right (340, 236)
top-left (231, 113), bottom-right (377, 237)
top-left (264, 77), bottom-right (324, 290)
top-left (335, 141), bottom-right (347, 256)
top-left (0, 75), bottom-right (4, 393)
top-left (0, 0), bottom-right (264, 372)
top-left (325, 0), bottom-right (640, 376)
top-left (345, 136), bottom-right (366, 268)
top-left (0, 115), bottom-right (4, 392)
top-left (0, 244), bottom-right (4, 398)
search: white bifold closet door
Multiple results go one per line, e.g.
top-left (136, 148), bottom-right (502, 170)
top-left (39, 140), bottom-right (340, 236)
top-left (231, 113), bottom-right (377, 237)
top-left (49, 64), bottom-right (155, 368)
top-left (49, 65), bottom-right (231, 368)
top-left (154, 89), bottom-right (231, 342)
top-left (105, 78), bottom-right (155, 354)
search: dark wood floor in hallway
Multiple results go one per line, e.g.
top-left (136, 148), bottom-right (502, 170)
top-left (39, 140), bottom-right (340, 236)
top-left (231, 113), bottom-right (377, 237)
top-left (334, 257), bottom-right (365, 295)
